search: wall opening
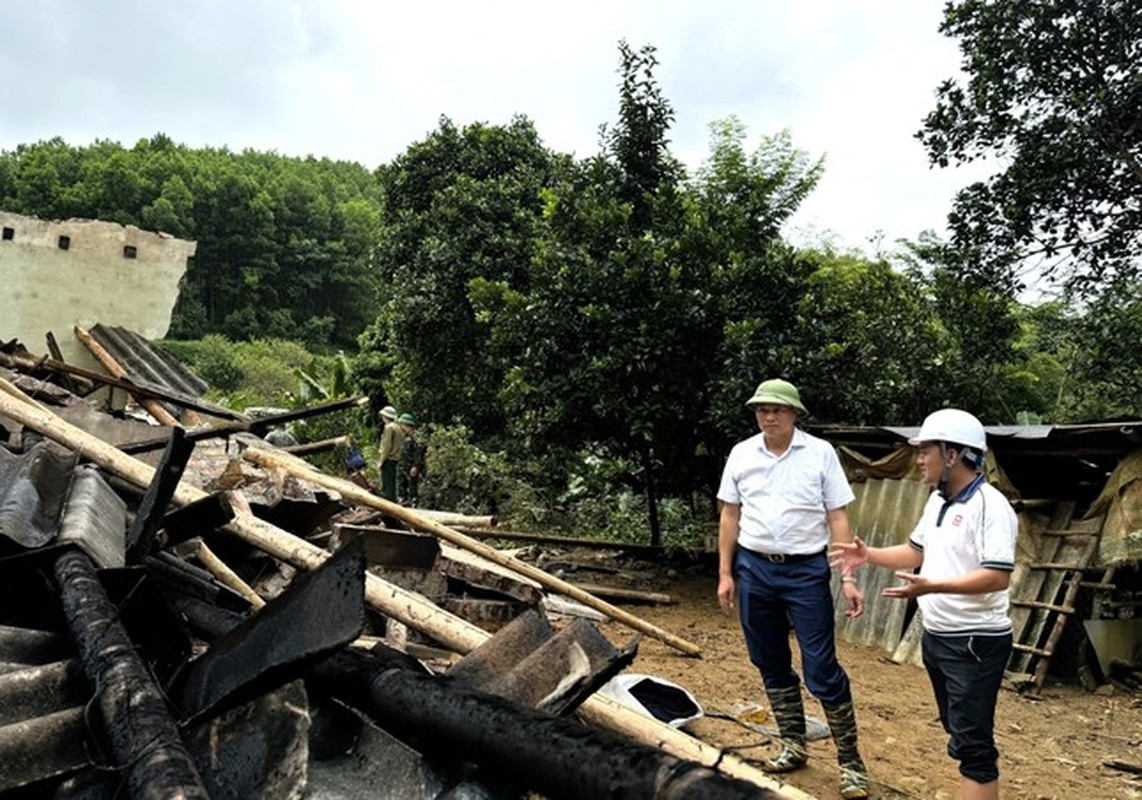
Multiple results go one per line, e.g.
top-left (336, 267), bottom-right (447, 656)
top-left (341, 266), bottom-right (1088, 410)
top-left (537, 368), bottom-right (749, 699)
top-left (58, 235), bottom-right (71, 251)
top-left (123, 245), bottom-right (138, 259)
top-left (1, 227), bottom-right (13, 241)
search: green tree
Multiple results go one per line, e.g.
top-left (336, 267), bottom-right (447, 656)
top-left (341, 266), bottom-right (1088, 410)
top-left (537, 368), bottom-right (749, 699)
top-left (919, 0), bottom-right (1142, 295)
top-left (358, 115), bottom-right (558, 432)
top-left (791, 251), bottom-right (944, 425)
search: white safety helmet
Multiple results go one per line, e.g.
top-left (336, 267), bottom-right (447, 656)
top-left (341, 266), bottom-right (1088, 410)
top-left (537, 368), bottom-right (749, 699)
top-left (910, 408), bottom-right (987, 467)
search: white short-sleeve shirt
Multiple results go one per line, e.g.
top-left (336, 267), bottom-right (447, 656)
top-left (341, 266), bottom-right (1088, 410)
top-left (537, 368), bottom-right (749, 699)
top-left (909, 476), bottom-right (1018, 634)
top-left (717, 428), bottom-right (855, 555)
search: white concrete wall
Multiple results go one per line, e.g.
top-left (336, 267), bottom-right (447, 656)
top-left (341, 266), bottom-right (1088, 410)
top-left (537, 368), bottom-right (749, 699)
top-left (0, 211), bottom-right (196, 366)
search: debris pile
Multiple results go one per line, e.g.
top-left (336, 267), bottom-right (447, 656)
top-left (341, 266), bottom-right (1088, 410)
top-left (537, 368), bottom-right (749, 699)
top-left (0, 340), bottom-right (804, 799)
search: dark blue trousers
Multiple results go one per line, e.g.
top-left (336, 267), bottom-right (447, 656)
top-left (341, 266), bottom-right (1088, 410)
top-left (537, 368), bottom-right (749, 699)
top-left (922, 630), bottom-right (1011, 784)
top-left (735, 548), bottom-right (852, 704)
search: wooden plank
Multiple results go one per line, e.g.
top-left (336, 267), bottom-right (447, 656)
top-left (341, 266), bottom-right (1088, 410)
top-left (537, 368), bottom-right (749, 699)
top-left (566, 582), bottom-right (676, 605)
top-left (1010, 599), bottom-right (1075, 614)
top-left (0, 390), bottom-right (801, 793)
top-left (1030, 518), bottom-right (1104, 689)
top-left (1007, 502), bottom-right (1074, 676)
top-left (74, 324), bottom-right (181, 426)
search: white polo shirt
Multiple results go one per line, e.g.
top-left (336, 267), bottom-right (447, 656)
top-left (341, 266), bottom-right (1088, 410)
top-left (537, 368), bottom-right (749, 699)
top-left (909, 475), bottom-right (1017, 635)
top-left (717, 428), bottom-right (855, 555)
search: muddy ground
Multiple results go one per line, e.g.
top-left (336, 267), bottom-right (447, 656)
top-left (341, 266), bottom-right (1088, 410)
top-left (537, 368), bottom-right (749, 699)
top-left (576, 557), bottom-right (1142, 800)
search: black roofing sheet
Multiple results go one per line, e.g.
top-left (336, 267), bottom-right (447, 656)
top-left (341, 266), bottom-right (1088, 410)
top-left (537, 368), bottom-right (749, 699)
top-left (89, 323), bottom-right (209, 401)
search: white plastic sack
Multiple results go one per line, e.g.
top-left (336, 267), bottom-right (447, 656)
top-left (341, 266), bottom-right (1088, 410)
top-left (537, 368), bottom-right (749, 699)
top-left (597, 673), bottom-right (704, 729)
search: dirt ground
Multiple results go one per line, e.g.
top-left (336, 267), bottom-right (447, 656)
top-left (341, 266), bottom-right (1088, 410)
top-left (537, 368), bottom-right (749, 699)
top-left (581, 558), bottom-right (1142, 800)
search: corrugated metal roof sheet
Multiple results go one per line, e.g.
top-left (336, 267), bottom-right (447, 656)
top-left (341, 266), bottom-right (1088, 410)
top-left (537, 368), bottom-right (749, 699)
top-left (829, 477), bottom-right (931, 655)
top-left (88, 323), bottom-right (209, 400)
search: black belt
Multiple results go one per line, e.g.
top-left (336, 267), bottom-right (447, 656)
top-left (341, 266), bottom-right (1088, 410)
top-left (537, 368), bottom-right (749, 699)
top-left (743, 547), bottom-right (825, 564)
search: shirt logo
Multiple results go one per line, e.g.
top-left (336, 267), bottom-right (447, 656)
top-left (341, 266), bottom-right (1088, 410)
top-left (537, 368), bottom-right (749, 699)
top-left (952, 514), bottom-right (964, 526)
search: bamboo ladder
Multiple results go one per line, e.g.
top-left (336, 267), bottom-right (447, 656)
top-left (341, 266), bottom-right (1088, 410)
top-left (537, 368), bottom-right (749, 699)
top-left (1006, 501), bottom-right (1105, 693)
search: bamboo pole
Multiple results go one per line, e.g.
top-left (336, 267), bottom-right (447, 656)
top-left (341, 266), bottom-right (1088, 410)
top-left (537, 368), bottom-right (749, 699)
top-left (73, 324), bottom-right (181, 427)
top-left (193, 539), bottom-right (266, 610)
top-left (0, 392), bottom-right (803, 795)
top-left (282, 435), bottom-right (351, 457)
top-left (243, 445), bottom-right (702, 657)
top-left (0, 375), bottom-right (49, 413)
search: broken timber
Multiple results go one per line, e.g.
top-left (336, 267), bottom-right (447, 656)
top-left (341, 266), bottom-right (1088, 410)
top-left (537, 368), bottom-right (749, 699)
top-left (243, 444), bottom-right (703, 657)
top-left (74, 323), bottom-right (181, 427)
top-left (310, 646), bottom-right (772, 800)
top-left (117, 395), bottom-right (369, 455)
top-left (0, 390), bottom-right (803, 795)
top-left (0, 347), bottom-right (242, 420)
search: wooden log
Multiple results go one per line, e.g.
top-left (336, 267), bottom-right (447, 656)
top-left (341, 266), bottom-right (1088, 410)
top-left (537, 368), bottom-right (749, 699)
top-left (416, 509), bottom-right (498, 528)
top-left (242, 445), bottom-right (702, 657)
top-left (0, 348), bottom-right (243, 419)
top-left (193, 540), bottom-right (266, 610)
top-left (118, 396), bottom-right (369, 456)
top-left (0, 391), bottom-right (791, 793)
top-left (282, 435), bottom-right (350, 457)
top-left (456, 525), bottom-right (667, 557)
top-left (74, 324), bottom-right (180, 427)
top-left (566, 582), bottom-right (676, 605)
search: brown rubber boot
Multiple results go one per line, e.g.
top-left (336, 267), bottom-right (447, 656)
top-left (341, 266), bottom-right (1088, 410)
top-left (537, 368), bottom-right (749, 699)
top-left (761, 685), bottom-right (808, 773)
top-left (822, 699), bottom-right (870, 799)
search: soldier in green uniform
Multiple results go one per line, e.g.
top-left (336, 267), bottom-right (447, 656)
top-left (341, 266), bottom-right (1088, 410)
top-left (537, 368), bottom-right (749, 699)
top-left (376, 405), bottom-right (405, 501)
top-left (396, 413), bottom-right (425, 506)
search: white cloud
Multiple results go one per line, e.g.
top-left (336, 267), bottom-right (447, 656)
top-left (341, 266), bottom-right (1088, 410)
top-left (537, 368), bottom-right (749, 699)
top-left (0, 0), bottom-right (990, 252)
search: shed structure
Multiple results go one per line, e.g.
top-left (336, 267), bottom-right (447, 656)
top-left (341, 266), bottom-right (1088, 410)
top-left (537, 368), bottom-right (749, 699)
top-left (810, 421), bottom-right (1142, 691)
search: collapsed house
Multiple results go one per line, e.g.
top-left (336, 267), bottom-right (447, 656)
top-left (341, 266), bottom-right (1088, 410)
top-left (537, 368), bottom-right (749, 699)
top-left (0, 211), bottom-right (195, 371)
top-left (0, 333), bottom-right (806, 799)
top-left (813, 421), bottom-right (1142, 694)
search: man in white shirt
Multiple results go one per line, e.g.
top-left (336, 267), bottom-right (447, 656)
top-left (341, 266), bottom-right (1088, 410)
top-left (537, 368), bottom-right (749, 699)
top-left (718, 378), bottom-right (869, 799)
top-left (830, 408), bottom-right (1016, 800)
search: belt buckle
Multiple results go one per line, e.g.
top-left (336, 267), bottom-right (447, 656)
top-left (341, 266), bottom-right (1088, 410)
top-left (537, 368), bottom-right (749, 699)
top-left (766, 553), bottom-right (786, 564)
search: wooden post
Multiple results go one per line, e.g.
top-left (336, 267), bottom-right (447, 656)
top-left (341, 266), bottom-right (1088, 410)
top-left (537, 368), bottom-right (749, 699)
top-left (0, 391), bottom-right (802, 795)
top-left (242, 445), bottom-right (702, 657)
top-left (73, 324), bottom-right (181, 427)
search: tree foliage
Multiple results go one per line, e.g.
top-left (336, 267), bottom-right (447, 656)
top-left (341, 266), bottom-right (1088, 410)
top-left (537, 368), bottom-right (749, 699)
top-left (0, 135), bottom-right (382, 350)
top-left (919, 0), bottom-right (1142, 294)
top-left (3, 37), bottom-right (1137, 546)
top-left (359, 115), bottom-right (559, 431)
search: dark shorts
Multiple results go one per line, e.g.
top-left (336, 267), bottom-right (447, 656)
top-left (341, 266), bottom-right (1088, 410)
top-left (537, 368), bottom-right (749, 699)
top-left (921, 629), bottom-right (1012, 784)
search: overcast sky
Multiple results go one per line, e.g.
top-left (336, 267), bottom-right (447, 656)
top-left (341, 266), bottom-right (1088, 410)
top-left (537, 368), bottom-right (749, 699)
top-left (2, 0), bottom-right (987, 253)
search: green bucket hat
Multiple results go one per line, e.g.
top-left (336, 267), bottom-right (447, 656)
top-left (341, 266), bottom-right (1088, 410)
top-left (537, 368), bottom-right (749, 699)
top-left (397, 413), bottom-right (417, 426)
top-left (745, 378), bottom-right (808, 414)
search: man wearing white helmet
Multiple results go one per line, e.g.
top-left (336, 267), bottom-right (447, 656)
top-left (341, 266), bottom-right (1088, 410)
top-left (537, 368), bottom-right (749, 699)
top-left (717, 378), bottom-right (869, 799)
top-left (830, 408), bottom-right (1017, 800)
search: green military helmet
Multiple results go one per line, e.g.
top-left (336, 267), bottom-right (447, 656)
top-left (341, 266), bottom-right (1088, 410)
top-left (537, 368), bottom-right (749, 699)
top-left (745, 378), bottom-right (808, 414)
top-left (397, 413), bottom-right (417, 426)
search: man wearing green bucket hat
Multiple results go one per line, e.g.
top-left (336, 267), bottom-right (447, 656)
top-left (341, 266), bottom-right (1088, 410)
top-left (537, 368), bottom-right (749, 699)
top-left (396, 413), bottom-right (425, 506)
top-left (716, 378), bottom-right (870, 799)
top-left (376, 405), bottom-right (405, 502)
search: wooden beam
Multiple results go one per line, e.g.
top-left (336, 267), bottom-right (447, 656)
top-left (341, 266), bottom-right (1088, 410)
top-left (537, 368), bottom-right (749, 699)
top-left (0, 347), bottom-right (242, 419)
top-left (117, 396), bottom-right (369, 455)
top-left (0, 390), bottom-right (799, 793)
top-left (455, 525), bottom-right (668, 555)
top-left (282, 435), bottom-right (350, 457)
top-left (243, 445), bottom-right (702, 657)
top-left (74, 324), bottom-right (181, 427)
